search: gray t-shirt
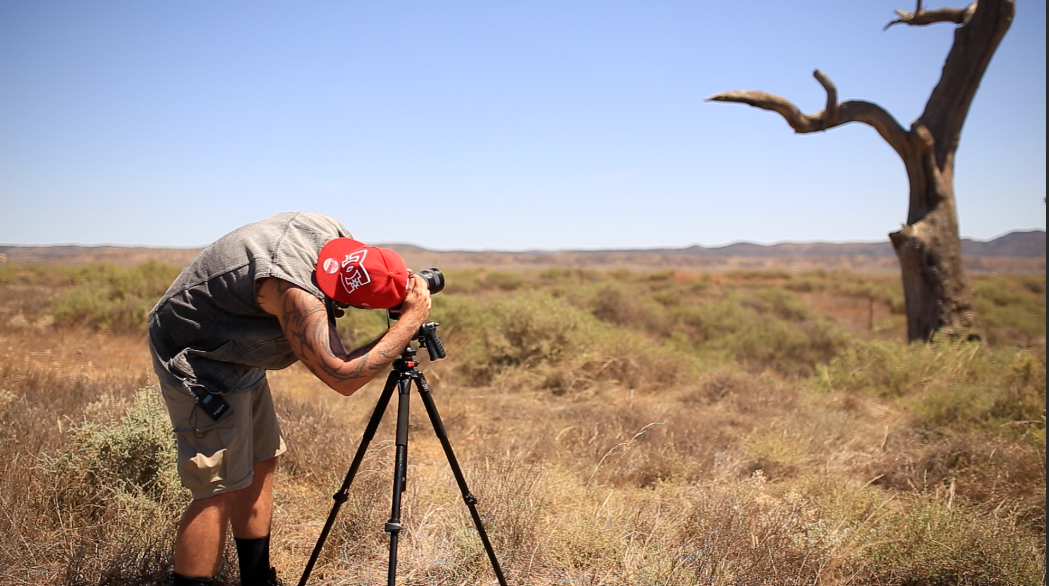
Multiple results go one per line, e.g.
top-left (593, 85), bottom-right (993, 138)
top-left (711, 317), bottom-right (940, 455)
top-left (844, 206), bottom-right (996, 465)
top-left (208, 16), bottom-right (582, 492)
top-left (148, 212), bottom-right (351, 393)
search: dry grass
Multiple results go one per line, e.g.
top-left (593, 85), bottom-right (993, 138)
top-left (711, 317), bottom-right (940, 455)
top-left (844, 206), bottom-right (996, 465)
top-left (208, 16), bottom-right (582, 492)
top-left (0, 271), bottom-right (1044, 586)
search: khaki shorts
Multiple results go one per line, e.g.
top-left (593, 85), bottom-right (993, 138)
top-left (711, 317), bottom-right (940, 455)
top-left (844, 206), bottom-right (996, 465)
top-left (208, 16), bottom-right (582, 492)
top-left (159, 376), bottom-right (287, 500)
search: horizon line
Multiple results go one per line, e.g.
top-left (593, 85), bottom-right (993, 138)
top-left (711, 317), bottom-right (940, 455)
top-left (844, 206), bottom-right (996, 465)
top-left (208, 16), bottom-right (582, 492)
top-left (1, 228), bottom-right (1043, 255)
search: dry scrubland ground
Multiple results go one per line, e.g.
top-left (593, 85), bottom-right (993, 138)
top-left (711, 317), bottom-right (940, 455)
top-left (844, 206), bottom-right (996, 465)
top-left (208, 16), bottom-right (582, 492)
top-left (0, 264), bottom-right (1044, 586)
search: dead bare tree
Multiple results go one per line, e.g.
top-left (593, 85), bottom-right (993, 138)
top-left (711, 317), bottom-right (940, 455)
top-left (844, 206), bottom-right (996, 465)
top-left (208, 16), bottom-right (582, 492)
top-left (709, 0), bottom-right (1015, 342)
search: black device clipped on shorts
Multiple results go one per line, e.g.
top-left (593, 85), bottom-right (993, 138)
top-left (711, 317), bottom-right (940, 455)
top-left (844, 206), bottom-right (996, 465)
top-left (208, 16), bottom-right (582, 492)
top-left (196, 392), bottom-right (231, 420)
top-left (185, 382), bottom-right (231, 420)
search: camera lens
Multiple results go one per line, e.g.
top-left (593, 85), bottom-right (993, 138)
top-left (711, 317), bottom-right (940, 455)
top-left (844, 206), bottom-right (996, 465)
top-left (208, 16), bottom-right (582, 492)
top-left (415, 268), bottom-right (445, 294)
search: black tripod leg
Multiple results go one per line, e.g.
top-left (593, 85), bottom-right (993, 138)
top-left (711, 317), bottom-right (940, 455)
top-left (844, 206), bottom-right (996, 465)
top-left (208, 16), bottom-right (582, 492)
top-left (298, 370), bottom-right (399, 586)
top-left (385, 375), bottom-right (413, 586)
top-left (414, 374), bottom-right (509, 586)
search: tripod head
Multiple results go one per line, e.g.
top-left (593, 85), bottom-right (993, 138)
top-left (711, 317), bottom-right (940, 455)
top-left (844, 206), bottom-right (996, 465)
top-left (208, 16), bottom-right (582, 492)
top-left (414, 321), bottom-right (446, 361)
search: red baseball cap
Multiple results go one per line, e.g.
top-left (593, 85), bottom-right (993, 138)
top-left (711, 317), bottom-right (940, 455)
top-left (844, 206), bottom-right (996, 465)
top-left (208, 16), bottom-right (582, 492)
top-left (315, 238), bottom-right (410, 309)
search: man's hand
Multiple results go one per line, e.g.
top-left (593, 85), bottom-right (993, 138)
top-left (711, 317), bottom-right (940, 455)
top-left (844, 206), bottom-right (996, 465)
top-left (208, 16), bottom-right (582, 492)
top-left (397, 274), bottom-right (433, 324)
top-left (256, 277), bottom-right (432, 396)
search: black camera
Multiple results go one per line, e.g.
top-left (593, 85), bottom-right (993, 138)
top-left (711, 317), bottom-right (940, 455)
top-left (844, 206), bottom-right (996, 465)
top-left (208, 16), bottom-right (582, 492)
top-left (415, 268), bottom-right (445, 294)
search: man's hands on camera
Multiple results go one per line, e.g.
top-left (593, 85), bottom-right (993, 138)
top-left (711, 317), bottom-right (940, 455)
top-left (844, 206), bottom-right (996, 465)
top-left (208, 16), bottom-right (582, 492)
top-left (257, 275), bottom-right (433, 397)
top-left (396, 274), bottom-right (433, 325)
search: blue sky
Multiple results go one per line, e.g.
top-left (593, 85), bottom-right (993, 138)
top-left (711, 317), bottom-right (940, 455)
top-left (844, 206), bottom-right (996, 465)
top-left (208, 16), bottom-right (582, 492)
top-left (1, 1), bottom-right (1044, 251)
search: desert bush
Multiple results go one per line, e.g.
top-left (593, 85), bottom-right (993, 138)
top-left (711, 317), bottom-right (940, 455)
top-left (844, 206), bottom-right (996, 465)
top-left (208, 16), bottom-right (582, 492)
top-left (43, 387), bottom-right (185, 516)
top-left (50, 261), bottom-right (181, 332)
top-left (564, 327), bottom-right (696, 391)
top-left (869, 431), bottom-right (1047, 538)
top-left (537, 266), bottom-right (603, 286)
top-left (409, 450), bottom-right (553, 584)
top-left (973, 274), bottom-right (1046, 347)
top-left (439, 268), bottom-right (535, 295)
top-left (484, 270), bottom-right (528, 291)
top-left (437, 267), bottom-right (479, 294)
top-left (785, 270), bottom-right (906, 312)
top-left (782, 269), bottom-right (830, 293)
top-left (668, 475), bottom-right (1045, 586)
top-left (0, 266), bottom-right (75, 324)
top-left (819, 339), bottom-right (1046, 537)
top-left (0, 264), bottom-right (74, 287)
top-left (614, 472), bottom-right (848, 586)
top-left (440, 291), bottom-right (602, 386)
top-left (671, 288), bottom-right (849, 375)
top-left (782, 271), bottom-right (1046, 346)
top-left (717, 268), bottom-right (786, 283)
top-left (819, 339), bottom-right (1045, 447)
top-left (1, 387), bottom-right (195, 586)
top-left (433, 290), bottom-right (698, 394)
top-left (305, 460), bottom-right (396, 566)
top-left (859, 492), bottom-right (1045, 586)
top-left (574, 281), bottom-right (671, 336)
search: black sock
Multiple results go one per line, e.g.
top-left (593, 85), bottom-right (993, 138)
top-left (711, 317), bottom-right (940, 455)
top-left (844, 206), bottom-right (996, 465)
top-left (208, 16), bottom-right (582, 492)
top-left (172, 573), bottom-right (214, 586)
top-left (235, 535), bottom-right (272, 586)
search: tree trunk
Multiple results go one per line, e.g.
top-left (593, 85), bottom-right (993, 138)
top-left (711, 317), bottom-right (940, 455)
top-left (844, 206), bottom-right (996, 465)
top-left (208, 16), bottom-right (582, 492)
top-left (890, 136), bottom-right (980, 340)
top-left (707, 0), bottom-right (1014, 341)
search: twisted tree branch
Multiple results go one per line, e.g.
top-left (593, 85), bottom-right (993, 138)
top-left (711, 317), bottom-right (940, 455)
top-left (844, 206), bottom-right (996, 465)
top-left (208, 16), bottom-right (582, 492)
top-left (884, 1), bottom-right (975, 30)
top-left (706, 70), bottom-right (911, 156)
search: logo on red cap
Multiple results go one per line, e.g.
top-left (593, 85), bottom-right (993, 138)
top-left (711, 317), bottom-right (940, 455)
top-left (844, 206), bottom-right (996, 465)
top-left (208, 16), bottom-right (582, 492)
top-left (321, 257), bottom-right (340, 275)
top-left (337, 248), bottom-right (373, 296)
top-left (315, 239), bottom-right (409, 309)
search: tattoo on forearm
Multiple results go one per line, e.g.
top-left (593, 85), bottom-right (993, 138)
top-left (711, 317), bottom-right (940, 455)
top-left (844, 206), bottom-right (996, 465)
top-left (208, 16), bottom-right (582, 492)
top-left (273, 283), bottom-right (415, 389)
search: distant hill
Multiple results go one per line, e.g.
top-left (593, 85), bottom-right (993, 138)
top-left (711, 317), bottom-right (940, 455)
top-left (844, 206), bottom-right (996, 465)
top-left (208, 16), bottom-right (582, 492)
top-left (1, 230), bottom-right (1044, 274)
top-left (0, 245), bottom-right (203, 269)
top-left (960, 230), bottom-right (1046, 257)
top-left (383, 230), bottom-right (1045, 274)
top-left (555, 230), bottom-right (1045, 259)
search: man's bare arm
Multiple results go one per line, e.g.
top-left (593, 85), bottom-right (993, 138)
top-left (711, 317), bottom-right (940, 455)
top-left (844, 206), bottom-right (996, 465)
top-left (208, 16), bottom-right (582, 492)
top-left (256, 276), bottom-right (431, 396)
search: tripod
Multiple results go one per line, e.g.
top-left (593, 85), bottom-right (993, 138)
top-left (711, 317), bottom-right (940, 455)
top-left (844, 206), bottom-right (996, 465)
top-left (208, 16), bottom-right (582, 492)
top-left (298, 322), bottom-right (508, 586)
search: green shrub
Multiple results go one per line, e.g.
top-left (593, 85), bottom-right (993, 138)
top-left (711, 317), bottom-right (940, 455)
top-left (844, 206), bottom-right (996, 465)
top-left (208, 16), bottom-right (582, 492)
top-left (439, 268), bottom-right (534, 295)
top-left (786, 270), bottom-right (905, 313)
top-left (41, 387), bottom-right (186, 536)
top-left (435, 276), bottom-right (849, 381)
top-left (819, 339), bottom-right (969, 398)
top-left (672, 288), bottom-right (848, 375)
top-left (537, 266), bottom-right (603, 286)
top-left (861, 494), bottom-right (1045, 586)
top-left (49, 388), bottom-right (182, 502)
top-left (484, 270), bottom-right (528, 291)
top-left (432, 291), bottom-right (696, 392)
top-left (50, 261), bottom-right (181, 332)
top-left (441, 268), bottom-right (485, 295)
top-left (973, 275), bottom-right (1046, 346)
top-left (448, 291), bottom-right (602, 385)
top-left (578, 282), bottom-right (669, 334)
top-left (0, 264), bottom-right (72, 286)
top-left (819, 339), bottom-right (1046, 447)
